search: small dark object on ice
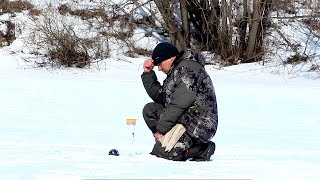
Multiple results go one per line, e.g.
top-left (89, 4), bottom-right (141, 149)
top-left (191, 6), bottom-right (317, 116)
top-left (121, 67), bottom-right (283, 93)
top-left (108, 149), bottom-right (120, 156)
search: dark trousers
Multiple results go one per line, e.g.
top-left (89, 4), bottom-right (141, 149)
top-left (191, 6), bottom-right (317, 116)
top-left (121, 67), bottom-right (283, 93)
top-left (143, 102), bottom-right (196, 161)
top-left (142, 102), bottom-right (164, 134)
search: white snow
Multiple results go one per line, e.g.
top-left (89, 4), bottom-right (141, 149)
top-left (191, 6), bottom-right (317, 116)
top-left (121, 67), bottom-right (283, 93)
top-left (1, 0), bottom-right (320, 179)
top-left (0, 23), bottom-right (8, 35)
top-left (1, 47), bottom-right (319, 180)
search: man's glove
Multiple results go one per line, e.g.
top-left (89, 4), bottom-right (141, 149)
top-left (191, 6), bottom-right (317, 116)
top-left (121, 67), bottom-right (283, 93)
top-left (159, 124), bottom-right (186, 152)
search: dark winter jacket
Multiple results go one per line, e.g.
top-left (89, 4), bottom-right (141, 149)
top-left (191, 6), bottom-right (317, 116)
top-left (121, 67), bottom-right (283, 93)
top-left (141, 49), bottom-right (218, 143)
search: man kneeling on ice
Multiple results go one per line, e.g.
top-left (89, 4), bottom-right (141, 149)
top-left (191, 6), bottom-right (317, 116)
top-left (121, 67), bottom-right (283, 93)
top-left (141, 42), bottom-right (218, 161)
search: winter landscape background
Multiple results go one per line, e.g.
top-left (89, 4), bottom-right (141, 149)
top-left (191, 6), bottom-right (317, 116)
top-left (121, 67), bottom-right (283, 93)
top-left (1, 0), bottom-right (320, 179)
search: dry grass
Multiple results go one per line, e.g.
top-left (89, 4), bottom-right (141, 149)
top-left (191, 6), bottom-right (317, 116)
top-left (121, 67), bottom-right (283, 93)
top-left (58, 4), bottom-right (108, 20)
top-left (284, 54), bottom-right (308, 65)
top-left (29, 8), bottom-right (41, 16)
top-left (58, 4), bottom-right (70, 15)
top-left (132, 47), bottom-right (151, 56)
top-left (0, 0), bottom-right (34, 13)
top-left (0, 0), bottom-right (40, 17)
top-left (303, 19), bottom-right (320, 32)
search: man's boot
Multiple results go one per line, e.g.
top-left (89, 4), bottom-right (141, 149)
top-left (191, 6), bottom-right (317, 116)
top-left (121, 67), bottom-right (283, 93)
top-left (150, 141), bottom-right (187, 161)
top-left (186, 141), bottom-right (216, 161)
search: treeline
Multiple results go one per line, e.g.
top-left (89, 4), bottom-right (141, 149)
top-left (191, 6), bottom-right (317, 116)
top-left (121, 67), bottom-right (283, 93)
top-left (0, 0), bottom-right (319, 69)
top-left (152, 0), bottom-right (320, 66)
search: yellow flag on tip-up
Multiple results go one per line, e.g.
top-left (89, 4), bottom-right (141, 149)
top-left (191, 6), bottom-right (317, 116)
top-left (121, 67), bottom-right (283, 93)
top-left (126, 118), bottom-right (137, 125)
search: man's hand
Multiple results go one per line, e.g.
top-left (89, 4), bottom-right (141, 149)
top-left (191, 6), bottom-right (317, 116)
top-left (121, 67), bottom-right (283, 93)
top-left (143, 59), bottom-right (154, 72)
top-left (153, 132), bottom-right (163, 142)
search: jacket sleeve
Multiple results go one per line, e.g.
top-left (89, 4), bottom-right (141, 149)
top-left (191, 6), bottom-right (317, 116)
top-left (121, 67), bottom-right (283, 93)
top-left (156, 69), bottom-right (197, 134)
top-left (141, 70), bottom-right (165, 105)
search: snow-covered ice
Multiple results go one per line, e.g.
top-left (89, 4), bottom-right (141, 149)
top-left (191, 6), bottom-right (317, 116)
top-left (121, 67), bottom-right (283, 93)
top-left (1, 1), bottom-right (320, 178)
top-left (0, 48), bottom-right (319, 179)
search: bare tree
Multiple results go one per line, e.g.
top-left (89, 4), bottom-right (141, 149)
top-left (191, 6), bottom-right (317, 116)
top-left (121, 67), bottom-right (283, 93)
top-left (245, 0), bottom-right (261, 61)
top-left (180, 0), bottom-right (190, 48)
top-left (153, 0), bottom-right (186, 50)
top-left (238, 0), bottom-right (248, 58)
top-left (152, 0), bottom-right (274, 65)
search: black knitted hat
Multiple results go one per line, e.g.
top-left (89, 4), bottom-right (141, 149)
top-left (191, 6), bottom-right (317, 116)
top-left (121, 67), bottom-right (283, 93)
top-left (152, 42), bottom-right (179, 65)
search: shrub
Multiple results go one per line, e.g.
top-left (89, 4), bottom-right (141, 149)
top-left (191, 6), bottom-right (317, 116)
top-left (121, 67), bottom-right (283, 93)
top-left (26, 8), bottom-right (109, 68)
